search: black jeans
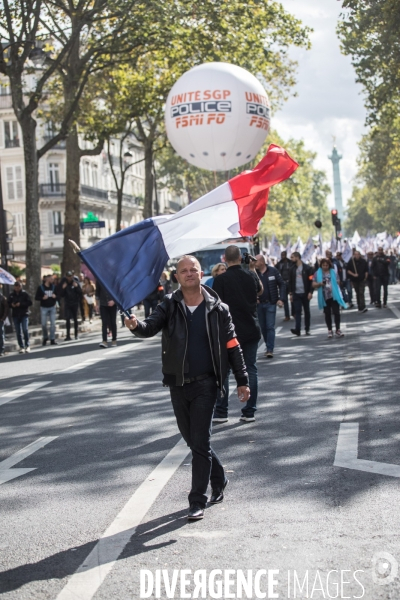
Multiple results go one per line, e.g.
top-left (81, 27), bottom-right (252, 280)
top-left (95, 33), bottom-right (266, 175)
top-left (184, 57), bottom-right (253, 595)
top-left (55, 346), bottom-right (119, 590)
top-left (65, 305), bottom-right (79, 338)
top-left (374, 276), bottom-right (388, 306)
top-left (352, 280), bottom-right (366, 311)
top-left (367, 275), bottom-right (375, 303)
top-left (293, 293), bottom-right (311, 332)
top-left (100, 305), bottom-right (117, 342)
top-left (143, 298), bottom-right (158, 318)
top-left (170, 377), bottom-right (225, 506)
top-left (323, 298), bottom-right (341, 331)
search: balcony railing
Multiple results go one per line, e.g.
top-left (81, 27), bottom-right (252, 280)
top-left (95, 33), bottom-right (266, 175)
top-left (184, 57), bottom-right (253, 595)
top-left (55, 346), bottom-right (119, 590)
top-left (0, 94), bottom-right (12, 109)
top-left (5, 138), bottom-right (20, 148)
top-left (40, 183), bottom-right (66, 196)
top-left (108, 190), bottom-right (143, 205)
top-left (80, 184), bottom-right (108, 200)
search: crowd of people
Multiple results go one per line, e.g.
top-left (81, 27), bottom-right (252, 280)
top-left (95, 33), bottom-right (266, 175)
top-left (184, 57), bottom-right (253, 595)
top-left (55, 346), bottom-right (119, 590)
top-left (0, 244), bottom-right (396, 359)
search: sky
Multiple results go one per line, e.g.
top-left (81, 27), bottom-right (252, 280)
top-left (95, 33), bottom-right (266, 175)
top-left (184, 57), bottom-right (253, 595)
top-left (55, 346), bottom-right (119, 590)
top-left (273, 0), bottom-right (366, 209)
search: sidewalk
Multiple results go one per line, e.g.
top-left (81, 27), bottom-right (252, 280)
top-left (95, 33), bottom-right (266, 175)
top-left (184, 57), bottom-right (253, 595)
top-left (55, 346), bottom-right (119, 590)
top-left (3, 309), bottom-right (145, 354)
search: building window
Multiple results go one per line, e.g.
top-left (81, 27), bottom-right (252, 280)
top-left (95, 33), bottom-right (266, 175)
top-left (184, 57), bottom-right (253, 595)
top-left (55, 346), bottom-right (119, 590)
top-left (0, 82), bottom-right (10, 95)
top-left (84, 161), bottom-right (90, 185)
top-left (6, 166), bottom-right (23, 200)
top-left (4, 121), bottom-right (19, 148)
top-left (44, 121), bottom-right (55, 140)
top-left (53, 211), bottom-right (63, 234)
top-left (12, 213), bottom-right (26, 238)
top-left (92, 164), bottom-right (98, 188)
top-left (48, 163), bottom-right (60, 192)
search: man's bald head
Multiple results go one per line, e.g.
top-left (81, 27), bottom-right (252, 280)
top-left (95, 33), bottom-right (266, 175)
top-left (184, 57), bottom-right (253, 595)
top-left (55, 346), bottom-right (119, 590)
top-left (176, 255), bottom-right (201, 273)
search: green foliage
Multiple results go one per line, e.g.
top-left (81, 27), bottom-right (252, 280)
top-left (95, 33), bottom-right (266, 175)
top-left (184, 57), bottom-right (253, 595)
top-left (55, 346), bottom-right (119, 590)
top-left (338, 0), bottom-right (400, 124)
top-left (50, 264), bottom-right (61, 274)
top-left (338, 2), bottom-right (400, 234)
top-left (8, 265), bottom-right (25, 278)
top-left (85, 0), bottom-right (311, 218)
top-left (345, 115), bottom-right (400, 235)
top-left (259, 132), bottom-right (331, 242)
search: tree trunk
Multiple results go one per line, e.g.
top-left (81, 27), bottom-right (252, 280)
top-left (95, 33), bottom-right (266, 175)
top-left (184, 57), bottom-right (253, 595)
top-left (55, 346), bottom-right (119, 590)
top-left (116, 188), bottom-right (123, 231)
top-left (21, 114), bottom-right (41, 323)
top-left (61, 124), bottom-right (81, 275)
top-left (143, 142), bottom-right (154, 220)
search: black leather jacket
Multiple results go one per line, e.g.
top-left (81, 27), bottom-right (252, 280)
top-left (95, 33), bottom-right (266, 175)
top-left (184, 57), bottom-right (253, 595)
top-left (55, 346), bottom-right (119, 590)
top-left (131, 286), bottom-right (248, 389)
top-left (288, 262), bottom-right (314, 295)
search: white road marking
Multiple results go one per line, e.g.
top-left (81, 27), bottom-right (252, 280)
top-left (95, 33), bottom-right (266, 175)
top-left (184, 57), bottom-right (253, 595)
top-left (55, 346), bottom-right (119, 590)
top-left (0, 381), bottom-right (51, 407)
top-left (387, 303), bottom-right (400, 319)
top-left (0, 436), bottom-right (58, 484)
top-left (59, 340), bottom-right (156, 373)
top-left (334, 423), bottom-right (400, 478)
top-left (56, 437), bottom-right (190, 600)
top-left (276, 326), bottom-right (282, 335)
top-left (62, 359), bottom-right (100, 373)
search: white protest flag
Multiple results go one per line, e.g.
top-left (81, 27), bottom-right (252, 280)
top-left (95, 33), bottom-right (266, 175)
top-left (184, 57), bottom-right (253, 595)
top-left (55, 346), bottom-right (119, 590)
top-left (317, 233), bottom-right (323, 256)
top-left (269, 234), bottom-right (281, 258)
top-left (376, 231), bottom-right (387, 242)
top-left (351, 230), bottom-right (361, 246)
top-left (342, 240), bottom-right (352, 262)
top-left (387, 234), bottom-right (393, 248)
top-left (330, 234), bottom-right (337, 253)
top-left (302, 236), bottom-right (315, 263)
top-left (285, 240), bottom-right (292, 255)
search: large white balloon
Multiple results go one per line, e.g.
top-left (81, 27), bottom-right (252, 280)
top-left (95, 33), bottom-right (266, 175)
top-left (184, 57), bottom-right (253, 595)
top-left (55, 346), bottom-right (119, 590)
top-left (165, 62), bottom-right (270, 172)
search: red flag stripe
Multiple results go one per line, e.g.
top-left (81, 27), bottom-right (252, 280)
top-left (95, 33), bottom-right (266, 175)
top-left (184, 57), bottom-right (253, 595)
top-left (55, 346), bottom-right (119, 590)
top-left (228, 144), bottom-right (298, 236)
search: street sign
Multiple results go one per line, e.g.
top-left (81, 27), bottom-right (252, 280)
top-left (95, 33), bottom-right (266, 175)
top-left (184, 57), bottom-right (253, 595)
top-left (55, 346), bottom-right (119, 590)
top-left (80, 221), bottom-right (105, 229)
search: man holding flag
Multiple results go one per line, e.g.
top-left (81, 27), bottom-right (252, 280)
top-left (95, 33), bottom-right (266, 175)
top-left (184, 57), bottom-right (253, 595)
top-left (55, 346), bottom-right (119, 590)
top-left (124, 255), bottom-right (249, 521)
top-left (75, 145), bottom-right (298, 519)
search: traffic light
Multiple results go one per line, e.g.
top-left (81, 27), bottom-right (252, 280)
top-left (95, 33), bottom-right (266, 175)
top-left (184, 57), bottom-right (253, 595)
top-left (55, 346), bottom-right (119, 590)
top-left (331, 209), bottom-right (338, 226)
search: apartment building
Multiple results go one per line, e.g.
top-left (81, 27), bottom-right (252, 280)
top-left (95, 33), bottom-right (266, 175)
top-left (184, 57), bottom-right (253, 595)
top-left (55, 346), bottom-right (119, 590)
top-left (0, 81), bottom-right (187, 267)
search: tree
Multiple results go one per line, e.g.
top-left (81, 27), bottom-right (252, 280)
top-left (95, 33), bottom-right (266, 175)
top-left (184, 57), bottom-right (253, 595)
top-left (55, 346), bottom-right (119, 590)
top-left (0, 0), bottom-right (178, 311)
top-left (91, 0), bottom-right (311, 220)
top-left (338, 0), bottom-right (400, 124)
top-left (0, 0), bottom-right (79, 318)
top-left (344, 115), bottom-right (400, 235)
top-left (40, 0), bottom-right (175, 274)
top-left (338, 1), bottom-right (400, 235)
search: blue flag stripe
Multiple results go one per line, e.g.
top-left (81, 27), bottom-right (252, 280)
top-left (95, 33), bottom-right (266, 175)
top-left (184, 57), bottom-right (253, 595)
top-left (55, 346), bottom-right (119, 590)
top-left (79, 219), bottom-right (169, 311)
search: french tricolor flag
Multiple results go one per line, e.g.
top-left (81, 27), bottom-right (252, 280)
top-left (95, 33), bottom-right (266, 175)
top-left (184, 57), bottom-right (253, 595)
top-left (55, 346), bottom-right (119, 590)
top-left (79, 144), bottom-right (298, 311)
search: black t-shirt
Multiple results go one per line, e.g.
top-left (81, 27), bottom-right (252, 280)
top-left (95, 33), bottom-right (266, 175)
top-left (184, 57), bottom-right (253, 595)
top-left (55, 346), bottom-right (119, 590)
top-left (184, 300), bottom-right (214, 378)
top-left (213, 265), bottom-right (261, 344)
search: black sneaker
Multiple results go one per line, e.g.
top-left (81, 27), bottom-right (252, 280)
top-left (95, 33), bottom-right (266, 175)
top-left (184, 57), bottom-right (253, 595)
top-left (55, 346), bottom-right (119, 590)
top-left (65, 336), bottom-right (72, 341)
top-left (50, 340), bottom-right (58, 345)
top-left (290, 329), bottom-right (301, 336)
top-left (188, 502), bottom-right (205, 520)
top-left (305, 331), bottom-right (311, 336)
top-left (212, 417), bottom-right (228, 423)
top-left (42, 339), bottom-right (48, 346)
top-left (362, 308), bottom-right (368, 313)
top-left (210, 479), bottom-right (229, 504)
